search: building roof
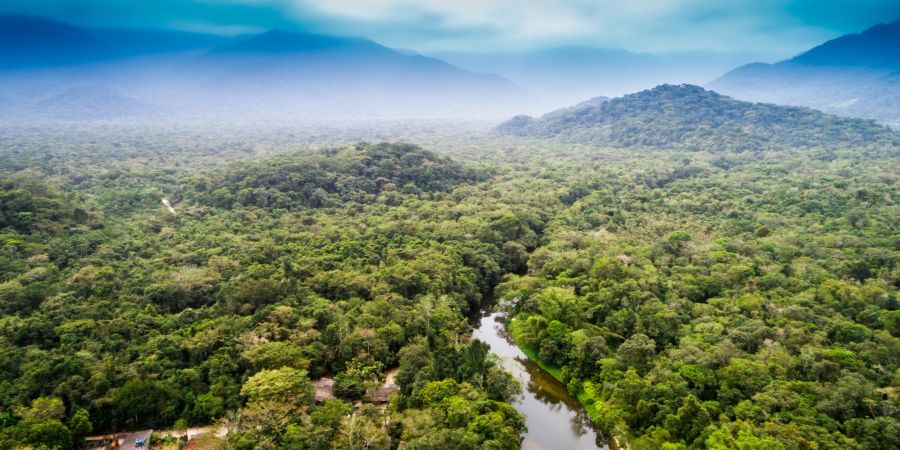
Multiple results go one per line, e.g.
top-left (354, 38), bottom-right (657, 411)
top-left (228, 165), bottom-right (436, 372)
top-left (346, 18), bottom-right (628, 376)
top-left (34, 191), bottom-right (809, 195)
top-left (312, 377), bottom-right (335, 402)
top-left (365, 384), bottom-right (399, 402)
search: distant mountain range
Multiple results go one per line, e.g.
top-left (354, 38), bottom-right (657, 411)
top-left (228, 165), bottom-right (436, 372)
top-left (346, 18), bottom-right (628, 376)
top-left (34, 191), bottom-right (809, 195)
top-left (1, 14), bottom-right (897, 125)
top-left (709, 19), bottom-right (900, 127)
top-left (497, 84), bottom-right (898, 151)
top-left (0, 15), bottom-right (235, 68)
top-left (436, 47), bottom-right (770, 109)
top-left (0, 15), bottom-right (531, 122)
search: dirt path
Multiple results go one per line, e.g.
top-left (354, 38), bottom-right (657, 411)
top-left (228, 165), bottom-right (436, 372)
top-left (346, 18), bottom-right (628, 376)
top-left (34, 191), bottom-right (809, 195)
top-left (385, 367), bottom-right (399, 385)
top-left (86, 424), bottom-right (227, 444)
top-left (161, 198), bottom-right (176, 214)
top-left (154, 424), bottom-right (228, 440)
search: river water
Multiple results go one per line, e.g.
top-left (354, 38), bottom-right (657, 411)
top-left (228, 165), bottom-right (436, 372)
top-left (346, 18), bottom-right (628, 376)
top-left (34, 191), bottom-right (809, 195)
top-left (472, 311), bottom-right (609, 450)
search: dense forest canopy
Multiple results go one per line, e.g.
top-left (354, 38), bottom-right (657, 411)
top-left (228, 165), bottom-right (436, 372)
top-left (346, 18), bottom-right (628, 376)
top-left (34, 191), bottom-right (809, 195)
top-left (0, 140), bottom-right (545, 449)
top-left (500, 145), bottom-right (899, 449)
top-left (200, 143), bottom-right (488, 209)
top-left (0, 2), bottom-right (897, 449)
top-left (0, 111), bottom-right (897, 450)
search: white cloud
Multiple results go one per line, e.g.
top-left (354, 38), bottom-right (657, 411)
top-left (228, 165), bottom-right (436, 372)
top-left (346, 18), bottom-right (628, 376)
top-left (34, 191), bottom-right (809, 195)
top-left (170, 20), bottom-right (266, 36)
top-left (254, 0), bottom-right (838, 54)
top-left (33, 0), bottom-right (894, 54)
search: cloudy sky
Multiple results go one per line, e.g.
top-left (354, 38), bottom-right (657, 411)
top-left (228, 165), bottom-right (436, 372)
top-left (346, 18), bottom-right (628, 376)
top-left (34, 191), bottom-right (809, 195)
top-left (3, 0), bottom-right (898, 55)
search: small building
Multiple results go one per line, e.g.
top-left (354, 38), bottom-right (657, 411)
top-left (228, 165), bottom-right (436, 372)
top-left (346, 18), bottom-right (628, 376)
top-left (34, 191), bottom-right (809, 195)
top-left (365, 384), bottom-right (399, 403)
top-left (312, 377), bottom-right (335, 402)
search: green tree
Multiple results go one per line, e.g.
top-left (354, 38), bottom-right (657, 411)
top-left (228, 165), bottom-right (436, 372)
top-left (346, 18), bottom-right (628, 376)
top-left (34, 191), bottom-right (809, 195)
top-left (66, 408), bottom-right (93, 441)
top-left (616, 333), bottom-right (656, 373)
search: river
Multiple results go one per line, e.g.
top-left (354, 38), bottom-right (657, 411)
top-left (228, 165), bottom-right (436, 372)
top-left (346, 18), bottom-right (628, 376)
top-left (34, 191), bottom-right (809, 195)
top-left (472, 311), bottom-right (609, 450)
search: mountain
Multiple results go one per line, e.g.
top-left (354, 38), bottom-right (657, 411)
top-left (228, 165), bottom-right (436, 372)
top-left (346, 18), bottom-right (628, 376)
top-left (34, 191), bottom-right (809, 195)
top-left (0, 15), bottom-right (102, 68)
top-left (497, 84), bottom-right (898, 151)
top-left (214, 29), bottom-right (388, 55)
top-left (167, 29), bottom-right (533, 120)
top-left (0, 17), bottom-right (532, 122)
top-left (792, 19), bottom-right (900, 69)
top-left (709, 19), bottom-right (900, 127)
top-left (33, 86), bottom-right (155, 121)
top-left (0, 78), bottom-right (157, 122)
top-left (436, 46), bottom-right (657, 105)
top-left (435, 47), bottom-right (770, 109)
top-left (0, 14), bottom-right (247, 69)
top-left (88, 28), bottom-right (236, 56)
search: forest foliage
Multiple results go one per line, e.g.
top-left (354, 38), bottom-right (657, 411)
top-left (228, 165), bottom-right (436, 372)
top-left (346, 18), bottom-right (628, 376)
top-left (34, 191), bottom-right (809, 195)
top-left (0, 141), bottom-right (541, 450)
top-left (499, 143), bottom-right (899, 449)
top-left (0, 120), bottom-right (897, 450)
top-left (497, 84), bottom-right (900, 151)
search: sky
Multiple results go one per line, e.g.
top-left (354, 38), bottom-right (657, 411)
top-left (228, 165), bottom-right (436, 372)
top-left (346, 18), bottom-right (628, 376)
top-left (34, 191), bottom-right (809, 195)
top-left (3, 0), bottom-right (899, 56)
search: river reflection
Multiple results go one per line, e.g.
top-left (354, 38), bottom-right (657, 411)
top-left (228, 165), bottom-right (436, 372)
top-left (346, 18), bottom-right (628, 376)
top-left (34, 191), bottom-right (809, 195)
top-left (473, 312), bottom-right (608, 450)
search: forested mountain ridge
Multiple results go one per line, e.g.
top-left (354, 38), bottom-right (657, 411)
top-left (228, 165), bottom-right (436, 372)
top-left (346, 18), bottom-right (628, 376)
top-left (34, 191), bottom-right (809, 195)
top-left (497, 84), bottom-right (898, 150)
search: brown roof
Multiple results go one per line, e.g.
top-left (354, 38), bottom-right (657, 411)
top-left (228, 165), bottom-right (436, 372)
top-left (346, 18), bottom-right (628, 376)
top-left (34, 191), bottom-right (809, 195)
top-left (365, 384), bottom-right (399, 402)
top-left (312, 377), bottom-right (335, 402)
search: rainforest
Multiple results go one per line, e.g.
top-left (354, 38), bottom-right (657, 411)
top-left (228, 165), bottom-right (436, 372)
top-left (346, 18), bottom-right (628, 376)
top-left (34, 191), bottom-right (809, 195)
top-left (0, 2), bottom-right (899, 450)
top-left (1, 85), bottom-right (898, 450)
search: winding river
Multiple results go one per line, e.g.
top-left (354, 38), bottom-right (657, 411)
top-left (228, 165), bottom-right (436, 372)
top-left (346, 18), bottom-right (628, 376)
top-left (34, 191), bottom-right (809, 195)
top-left (472, 310), bottom-right (609, 450)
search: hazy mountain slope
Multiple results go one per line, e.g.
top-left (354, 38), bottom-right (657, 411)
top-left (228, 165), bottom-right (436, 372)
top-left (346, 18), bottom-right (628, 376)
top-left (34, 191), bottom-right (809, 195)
top-left (0, 17), bottom-right (533, 122)
top-left (213, 29), bottom-right (387, 55)
top-left (497, 84), bottom-right (898, 151)
top-left (87, 28), bottom-right (236, 56)
top-left (792, 19), bottom-right (900, 69)
top-left (709, 19), bottom-right (900, 126)
top-left (33, 86), bottom-right (155, 121)
top-left (436, 46), bottom-right (769, 109)
top-left (0, 14), bottom-right (236, 68)
top-left (180, 30), bottom-right (532, 119)
top-left (0, 15), bottom-right (102, 68)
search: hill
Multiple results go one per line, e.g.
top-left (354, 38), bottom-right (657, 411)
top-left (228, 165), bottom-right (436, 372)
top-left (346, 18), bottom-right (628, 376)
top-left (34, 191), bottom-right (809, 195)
top-left (497, 84), bottom-right (898, 151)
top-left (195, 142), bottom-right (487, 209)
top-left (709, 19), bottom-right (900, 126)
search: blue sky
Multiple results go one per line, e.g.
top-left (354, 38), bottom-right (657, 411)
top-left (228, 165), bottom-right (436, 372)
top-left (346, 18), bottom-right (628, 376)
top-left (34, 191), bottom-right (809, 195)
top-left (3, 0), bottom-right (898, 55)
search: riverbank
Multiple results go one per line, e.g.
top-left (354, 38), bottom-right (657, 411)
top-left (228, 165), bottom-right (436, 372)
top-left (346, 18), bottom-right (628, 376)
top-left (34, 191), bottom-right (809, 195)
top-left (507, 317), bottom-right (626, 450)
top-left (474, 312), bottom-right (607, 449)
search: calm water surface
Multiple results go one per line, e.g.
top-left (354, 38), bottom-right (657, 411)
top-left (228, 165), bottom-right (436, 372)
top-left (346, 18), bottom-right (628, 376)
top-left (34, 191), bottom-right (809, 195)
top-left (473, 312), bottom-right (609, 450)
